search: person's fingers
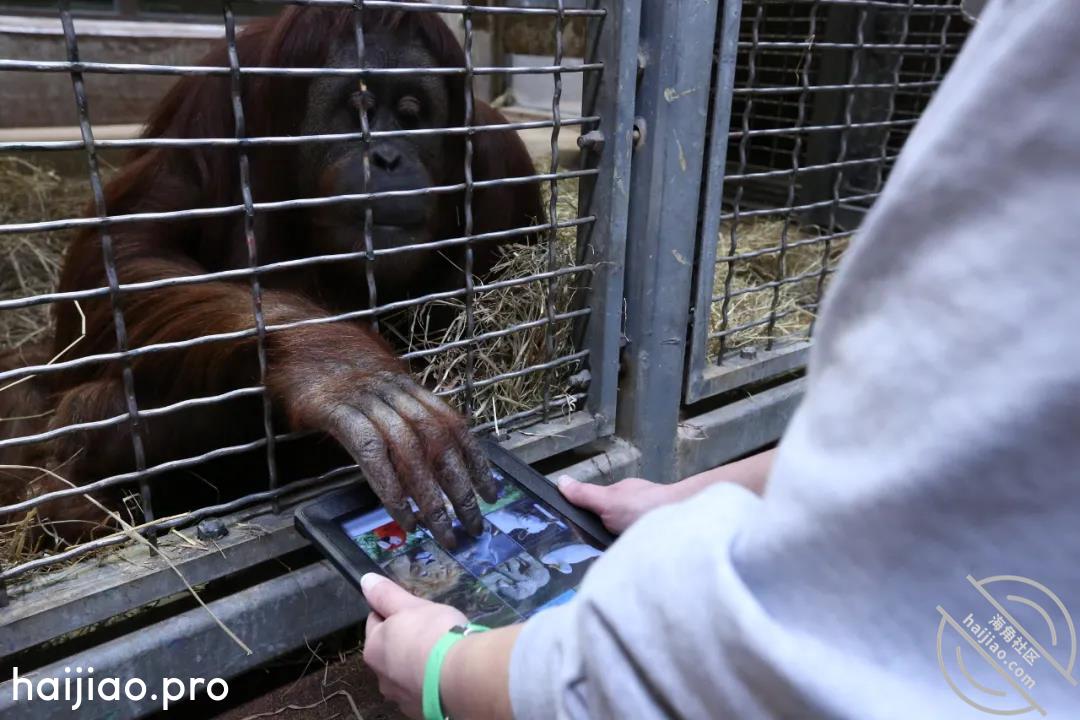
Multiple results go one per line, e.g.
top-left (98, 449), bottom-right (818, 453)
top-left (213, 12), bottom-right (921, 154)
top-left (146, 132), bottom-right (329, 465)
top-left (329, 407), bottom-right (416, 532)
top-left (556, 475), bottom-right (609, 512)
top-left (362, 579), bottom-right (385, 670)
top-left (361, 572), bottom-right (427, 618)
top-left (365, 607), bottom-right (384, 638)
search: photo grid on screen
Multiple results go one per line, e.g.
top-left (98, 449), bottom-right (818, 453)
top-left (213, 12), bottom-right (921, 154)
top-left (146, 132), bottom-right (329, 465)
top-left (341, 467), bottom-right (602, 626)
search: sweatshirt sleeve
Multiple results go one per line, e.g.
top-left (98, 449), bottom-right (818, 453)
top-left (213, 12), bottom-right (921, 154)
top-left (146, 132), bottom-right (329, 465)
top-left (510, 484), bottom-right (775, 719)
top-left (509, 480), bottom-right (958, 719)
top-left (509, 1), bottom-right (1080, 717)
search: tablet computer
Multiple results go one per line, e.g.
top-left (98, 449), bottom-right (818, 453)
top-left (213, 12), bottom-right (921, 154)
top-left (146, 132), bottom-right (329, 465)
top-left (295, 439), bottom-right (615, 627)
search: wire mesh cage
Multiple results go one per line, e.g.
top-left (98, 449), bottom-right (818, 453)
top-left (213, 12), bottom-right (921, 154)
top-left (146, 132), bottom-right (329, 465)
top-left (685, 0), bottom-right (970, 403)
top-left (0, 0), bottom-right (630, 602)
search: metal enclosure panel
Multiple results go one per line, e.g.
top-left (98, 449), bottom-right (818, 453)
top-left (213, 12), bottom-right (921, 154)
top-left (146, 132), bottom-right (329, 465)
top-left (617, 0), bottom-right (722, 483)
top-left (683, 0), bottom-right (968, 404)
top-left (578, 0), bottom-right (640, 435)
top-left (685, 0), bottom-right (745, 403)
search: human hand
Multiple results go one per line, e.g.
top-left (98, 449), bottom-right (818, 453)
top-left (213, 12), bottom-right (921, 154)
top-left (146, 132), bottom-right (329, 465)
top-left (556, 475), bottom-right (683, 534)
top-left (556, 449), bottom-right (778, 534)
top-left (361, 573), bottom-right (467, 718)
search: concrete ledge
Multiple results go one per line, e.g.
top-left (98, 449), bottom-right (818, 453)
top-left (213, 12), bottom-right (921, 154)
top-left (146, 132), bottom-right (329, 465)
top-left (0, 560), bottom-right (364, 720)
top-left (676, 378), bottom-right (805, 479)
top-left (0, 15), bottom-right (225, 40)
top-left (0, 123), bottom-right (580, 167)
top-left (0, 123), bottom-right (143, 142)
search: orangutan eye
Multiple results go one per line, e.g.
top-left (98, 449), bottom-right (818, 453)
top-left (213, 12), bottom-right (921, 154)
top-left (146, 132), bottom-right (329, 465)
top-left (349, 90), bottom-right (376, 113)
top-left (397, 95), bottom-right (422, 119)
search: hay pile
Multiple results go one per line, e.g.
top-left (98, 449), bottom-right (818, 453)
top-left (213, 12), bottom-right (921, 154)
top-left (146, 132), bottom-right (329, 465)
top-left (0, 158), bottom-right (82, 349)
top-left (709, 217), bottom-right (848, 358)
top-left (0, 156), bottom-right (71, 574)
top-left (382, 176), bottom-right (583, 430)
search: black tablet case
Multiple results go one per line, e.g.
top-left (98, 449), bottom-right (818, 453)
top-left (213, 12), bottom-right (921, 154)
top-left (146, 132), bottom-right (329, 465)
top-left (294, 439), bottom-right (615, 605)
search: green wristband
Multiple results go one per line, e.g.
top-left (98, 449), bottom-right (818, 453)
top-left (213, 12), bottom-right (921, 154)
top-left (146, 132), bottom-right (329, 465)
top-left (422, 623), bottom-right (489, 720)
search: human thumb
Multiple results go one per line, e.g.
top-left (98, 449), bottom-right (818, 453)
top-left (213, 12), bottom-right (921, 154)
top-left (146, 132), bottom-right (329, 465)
top-left (361, 573), bottom-right (425, 617)
top-left (556, 475), bottom-right (607, 512)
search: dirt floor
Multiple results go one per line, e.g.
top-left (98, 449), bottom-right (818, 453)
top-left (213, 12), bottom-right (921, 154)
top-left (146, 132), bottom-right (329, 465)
top-left (208, 651), bottom-right (407, 720)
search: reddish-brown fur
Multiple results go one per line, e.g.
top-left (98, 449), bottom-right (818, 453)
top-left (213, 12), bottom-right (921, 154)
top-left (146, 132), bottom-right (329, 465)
top-left (0, 7), bottom-right (542, 547)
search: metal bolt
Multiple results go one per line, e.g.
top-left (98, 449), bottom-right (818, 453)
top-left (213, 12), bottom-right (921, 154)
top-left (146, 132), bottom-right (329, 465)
top-left (567, 369), bottom-right (592, 391)
top-left (196, 517), bottom-right (229, 541)
top-left (632, 117), bottom-right (647, 149)
top-left (577, 130), bottom-right (605, 153)
top-left (739, 345), bottom-right (759, 359)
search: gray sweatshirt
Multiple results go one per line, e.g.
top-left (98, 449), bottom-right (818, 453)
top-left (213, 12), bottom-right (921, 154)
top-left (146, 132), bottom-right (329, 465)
top-left (510, 0), bottom-right (1080, 717)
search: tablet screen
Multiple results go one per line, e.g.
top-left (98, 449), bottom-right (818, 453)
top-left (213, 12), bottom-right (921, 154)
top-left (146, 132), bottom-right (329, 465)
top-left (339, 465), bottom-right (603, 626)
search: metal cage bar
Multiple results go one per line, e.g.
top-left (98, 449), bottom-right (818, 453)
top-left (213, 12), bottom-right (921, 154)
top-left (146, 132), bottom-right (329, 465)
top-left (460, 1), bottom-right (479, 419)
top-left (541, 0), bottom-right (566, 422)
top-left (0, 115), bottom-right (600, 153)
top-left (0, 267), bottom-right (596, 502)
top-left (0, 57), bottom-right (603, 77)
top-left (223, 1), bottom-right (281, 508)
top-left (576, 0), bottom-right (638, 435)
top-left (247, 0), bottom-right (604, 15)
top-left (351, 0), bottom-right (381, 345)
top-left (809, 2), bottom-right (895, 329)
top-left (0, 261), bottom-right (594, 388)
top-left (0, 216), bottom-right (595, 314)
top-left (58, 3), bottom-right (157, 536)
top-left (759, 1), bottom-right (819, 346)
top-left (685, 0), bottom-right (744, 404)
top-left (0, 168), bottom-right (598, 235)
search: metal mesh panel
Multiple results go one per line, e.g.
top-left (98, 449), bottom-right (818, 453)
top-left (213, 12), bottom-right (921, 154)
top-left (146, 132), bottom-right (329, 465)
top-left (685, 0), bottom-right (968, 403)
top-left (0, 0), bottom-right (616, 590)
